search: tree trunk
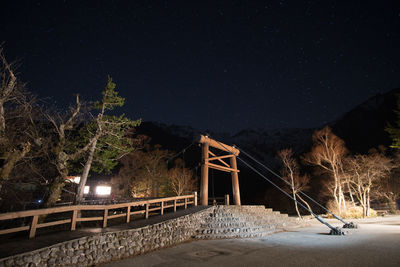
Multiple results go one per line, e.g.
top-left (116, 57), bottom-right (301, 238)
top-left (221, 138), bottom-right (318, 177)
top-left (76, 139), bottom-right (98, 204)
top-left (45, 177), bottom-right (65, 207)
top-left (366, 188), bottom-right (371, 217)
top-left (45, 152), bottom-right (69, 207)
top-left (347, 181), bottom-right (355, 205)
top-left (333, 174), bottom-right (340, 213)
top-left (292, 190), bottom-right (302, 219)
top-left (297, 194), bottom-right (313, 216)
top-left (339, 186), bottom-right (346, 211)
top-left (388, 200), bottom-right (396, 214)
top-left (0, 142), bottom-right (31, 182)
top-left (362, 190), bottom-right (367, 217)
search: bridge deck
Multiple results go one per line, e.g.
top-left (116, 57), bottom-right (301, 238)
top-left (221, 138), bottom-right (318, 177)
top-left (0, 206), bottom-right (208, 259)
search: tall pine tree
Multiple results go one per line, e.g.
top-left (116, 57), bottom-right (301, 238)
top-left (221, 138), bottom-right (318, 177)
top-left (75, 76), bottom-right (141, 204)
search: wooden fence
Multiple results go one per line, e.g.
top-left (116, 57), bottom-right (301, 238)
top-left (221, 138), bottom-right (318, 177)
top-left (0, 193), bottom-right (197, 239)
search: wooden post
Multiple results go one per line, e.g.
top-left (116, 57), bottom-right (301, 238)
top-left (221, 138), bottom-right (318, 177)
top-left (126, 205), bottom-right (131, 223)
top-left (103, 209), bottom-right (108, 228)
top-left (225, 194), bottom-right (230, 205)
top-left (71, 209), bottom-right (78, 231)
top-left (29, 215), bottom-right (38, 238)
top-left (161, 201), bottom-right (164, 215)
top-left (173, 199), bottom-right (177, 212)
top-left (200, 143), bottom-right (209, 205)
top-left (145, 203), bottom-right (149, 219)
top-left (184, 197), bottom-right (187, 209)
top-left (194, 191), bottom-right (198, 206)
top-left (230, 156), bottom-right (241, 205)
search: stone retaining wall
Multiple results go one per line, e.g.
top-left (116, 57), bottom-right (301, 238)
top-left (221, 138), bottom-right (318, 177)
top-left (0, 206), bottom-right (305, 267)
top-left (0, 207), bottom-right (213, 267)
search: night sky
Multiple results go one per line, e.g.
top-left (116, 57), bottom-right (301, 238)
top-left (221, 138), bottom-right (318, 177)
top-left (1, 0), bottom-right (399, 133)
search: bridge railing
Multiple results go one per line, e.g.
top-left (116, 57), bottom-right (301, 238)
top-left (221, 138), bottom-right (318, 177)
top-left (0, 192), bottom-right (197, 239)
top-left (208, 194), bottom-right (230, 206)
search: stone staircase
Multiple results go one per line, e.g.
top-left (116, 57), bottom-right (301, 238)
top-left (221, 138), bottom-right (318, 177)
top-left (195, 205), bottom-right (307, 239)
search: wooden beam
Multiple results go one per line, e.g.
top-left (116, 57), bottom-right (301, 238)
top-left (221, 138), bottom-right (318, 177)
top-left (71, 209), bottom-right (77, 231)
top-left (107, 213), bottom-right (126, 219)
top-left (230, 156), bottom-right (241, 205)
top-left (130, 210), bottom-right (145, 215)
top-left (198, 135), bottom-right (239, 155)
top-left (0, 194), bottom-right (198, 238)
top-left (126, 206), bottom-right (131, 223)
top-left (103, 209), bottom-right (108, 228)
top-left (0, 194), bottom-right (195, 221)
top-left (206, 162), bottom-right (240, 173)
top-left (225, 194), bottom-right (230, 205)
top-left (208, 154), bottom-right (235, 161)
top-left (29, 215), bottom-right (38, 238)
top-left (37, 219), bottom-right (72, 228)
top-left (208, 151), bottom-right (231, 168)
top-left (77, 216), bottom-right (103, 222)
top-left (0, 226), bottom-right (29, 235)
top-left (200, 142), bottom-right (209, 206)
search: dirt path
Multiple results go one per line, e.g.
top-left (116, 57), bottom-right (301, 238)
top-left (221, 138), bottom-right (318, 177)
top-left (102, 215), bottom-right (400, 267)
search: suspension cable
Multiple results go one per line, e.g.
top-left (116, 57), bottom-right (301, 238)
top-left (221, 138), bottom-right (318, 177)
top-left (166, 141), bottom-right (195, 164)
top-left (236, 146), bottom-right (349, 225)
top-left (205, 133), bottom-right (345, 234)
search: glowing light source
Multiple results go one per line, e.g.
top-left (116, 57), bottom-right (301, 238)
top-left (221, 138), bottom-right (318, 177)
top-left (67, 176), bottom-right (81, 184)
top-left (84, 186), bottom-right (90, 194)
top-left (96, 186), bottom-right (111, 196)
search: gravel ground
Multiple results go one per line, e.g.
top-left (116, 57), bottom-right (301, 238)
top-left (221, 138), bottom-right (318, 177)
top-left (102, 215), bottom-right (400, 267)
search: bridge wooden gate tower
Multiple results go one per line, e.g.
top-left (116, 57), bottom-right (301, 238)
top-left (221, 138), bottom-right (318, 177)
top-left (198, 135), bottom-right (241, 206)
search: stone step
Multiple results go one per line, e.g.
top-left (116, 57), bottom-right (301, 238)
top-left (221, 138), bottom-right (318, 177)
top-left (194, 205), bottom-right (305, 240)
top-left (195, 229), bottom-right (282, 239)
top-left (200, 222), bottom-right (253, 228)
top-left (196, 227), bottom-right (264, 235)
top-left (209, 211), bottom-right (283, 218)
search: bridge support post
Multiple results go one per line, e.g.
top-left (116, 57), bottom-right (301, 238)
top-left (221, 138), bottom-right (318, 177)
top-left (230, 156), bottom-right (241, 205)
top-left (198, 135), bottom-right (241, 206)
top-left (200, 143), bottom-right (209, 205)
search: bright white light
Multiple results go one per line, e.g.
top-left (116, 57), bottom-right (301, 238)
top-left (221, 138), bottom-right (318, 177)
top-left (67, 176), bottom-right (81, 184)
top-left (84, 186), bottom-right (90, 194)
top-left (96, 186), bottom-right (111, 196)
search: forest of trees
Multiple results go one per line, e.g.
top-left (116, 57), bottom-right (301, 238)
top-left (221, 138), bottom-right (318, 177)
top-left (1, 45), bottom-right (399, 217)
top-left (278, 126), bottom-right (400, 218)
top-left (0, 46), bottom-right (197, 212)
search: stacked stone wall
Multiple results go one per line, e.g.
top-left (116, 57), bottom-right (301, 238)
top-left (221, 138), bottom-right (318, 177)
top-left (0, 207), bottom-right (212, 267)
top-left (0, 205), bottom-right (306, 267)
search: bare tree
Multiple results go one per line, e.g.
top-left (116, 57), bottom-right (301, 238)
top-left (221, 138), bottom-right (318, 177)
top-left (167, 159), bottom-right (198, 196)
top-left (303, 126), bottom-right (348, 214)
top-left (112, 144), bottom-right (169, 198)
top-left (44, 95), bottom-right (89, 207)
top-left (346, 151), bottom-right (394, 217)
top-left (0, 46), bottom-right (38, 192)
top-left (278, 148), bottom-right (312, 218)
top-left (374, 175), bottom-right (400, 213)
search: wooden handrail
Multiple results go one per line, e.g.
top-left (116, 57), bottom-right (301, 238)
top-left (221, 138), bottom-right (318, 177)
top-left (0, 192), bottom-right (198, 238)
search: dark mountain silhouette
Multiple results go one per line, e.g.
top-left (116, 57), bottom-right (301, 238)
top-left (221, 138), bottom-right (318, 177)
top-left (331, 88), bottom-right (400, 153)
top-left (133, 88), bottom-right (399, 211)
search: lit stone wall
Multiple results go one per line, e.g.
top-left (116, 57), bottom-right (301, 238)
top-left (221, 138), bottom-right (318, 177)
top-left (0, 206), bottom-right (304, 267)
top-left (0, 207), bottom-right (213, 267)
